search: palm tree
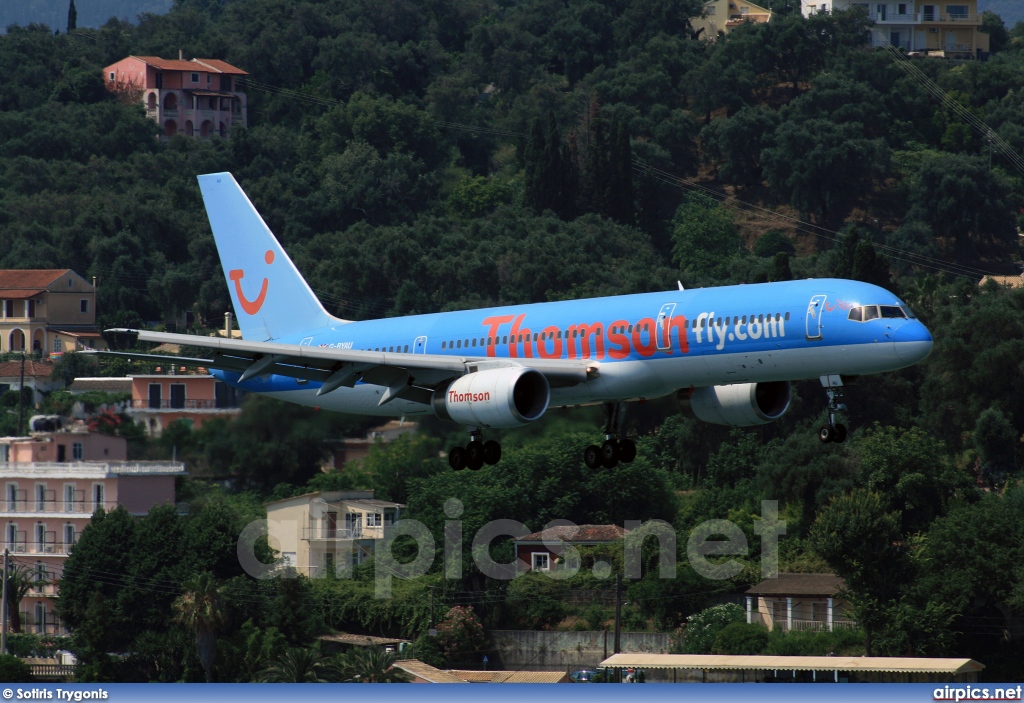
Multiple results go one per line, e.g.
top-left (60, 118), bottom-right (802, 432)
top-left (259, 647), bottom-right (329, 683)
top-left (172, 573), bottom-right (227, 682)
top-left (5, 563), bottom-right (39, 633)
top-left (343, 648), bottom-right (409, 683)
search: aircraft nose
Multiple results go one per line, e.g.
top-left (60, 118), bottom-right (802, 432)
top-left (893, 322), bottom-right (933, 364)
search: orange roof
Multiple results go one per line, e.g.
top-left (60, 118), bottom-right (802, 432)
top-left (131, 56), bottom-right (248, 75)
top-left (0, 270), bottom-right (71, 290)
top-left (515, 524), bottom-right (630, 543)
top-left (0, 360), bottom-right (55, 379)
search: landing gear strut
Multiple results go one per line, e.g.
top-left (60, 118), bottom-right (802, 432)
top-left (448, 430), bottom-right (502, 471)
top-left (818, 375), bottom-right (848, 444)
top-left (584, 403), bottom-right (638, 469)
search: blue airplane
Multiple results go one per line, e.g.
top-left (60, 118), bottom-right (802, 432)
top-left (104, 172), bottom-right (933, 470)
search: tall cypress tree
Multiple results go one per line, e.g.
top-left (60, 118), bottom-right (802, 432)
top-left (604, 116), bottom-right (634, 226)
top-left (524, 118), bottom-right (548, 214)
top-left (67, 0), bottom-right (78, 31)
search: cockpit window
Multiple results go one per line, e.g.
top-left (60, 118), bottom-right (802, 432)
top-left (900, 305), bottom-right (917, 319)
top-left (863, 306), bottom-right (879, 321)
top-left (848, 307), bottom-right (863, 322)
top-left (880, 305), bottom-right (907, 319)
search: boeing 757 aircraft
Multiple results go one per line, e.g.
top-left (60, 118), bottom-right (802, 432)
top-left (103, 173), bottom-right (933, 471)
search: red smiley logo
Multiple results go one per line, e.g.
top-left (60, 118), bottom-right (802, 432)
top-left (229, 249), bottom-right (274, 315)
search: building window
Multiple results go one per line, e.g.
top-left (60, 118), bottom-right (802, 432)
top-left (80, 299), bottom-right (89, 313)
top-left (532, 553), bottom-right (550, 571)
top-left (35, 523), bottom-right (46, 550)
top-left (72, 443), bottom-right (84, 460)
top-left (191, 72), bottom-right (199, 83)
top-left (93, 484), bottom-right (105, 510)
top-left (108, 71), bottom-right (115, 82)
top-left (282, 552), bottom-right (296, 567)
top-left (53, 338), bottom-right (61, 353)
top-left (707, 4), bottom-right (716, 14)
top-left (945, 4), bottom-right (967, 17)
top-left (366, 513), bottom-right (382, 527)
top-left (6, 523), bottom-right (17, 549)
top-left (25, 300), bottom-right (34, 317)
top-left (170, 384), bottom-right (186, 409)
top-left (6, 484), bottom-right (17, 511)
top-left (4, 300), bottom-right (13, 317)
top-left (64, 485), bottom-right (76, 512)
top-left (34, 602), bottom-right (45, 634)
top-left (36, 484), bottom-right (47, 511)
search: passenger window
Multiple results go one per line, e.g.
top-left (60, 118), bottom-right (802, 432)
top-left (457, 340), bottom-right (461, 348)
top-left (442, 341), bottom-right (446, 349)
top-left (503, 335), bottom-right (508, 344)
top-left (628, 325), bottom-right (633, 333)
top-left (848, 307), bottom-right (863, 322)
top-left (863, 306), bottom-right (879, 321)
top-left (404, 345), bottom-right (409, 353)
top-left (784, 312), bottom-right (790, 321)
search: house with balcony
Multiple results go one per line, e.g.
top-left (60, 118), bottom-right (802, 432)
top-left (802, 1), bottom-right (989, 58)
top-left (513, 524), bottom-right (630, 574)
top-left (265, 491), bottom-right (404, 577)
top-left (0, 430), bottom-right (185, 634)
top-left (692, 0), bottom-right (772, 39)
top-left (745, 573), bottom-right (857, 632)
top-left (125, 371), bottom-right (243, 437)
top-left (102, 54), bottom-right (248, 138)
top-left (0, 270), bottom-right (102, 356)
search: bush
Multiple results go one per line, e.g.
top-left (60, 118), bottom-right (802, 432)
top-left (0, 654), bottom-right (32, 683)
top-left (764, 627), bottom-right (866, 656)
top-left (712, 622), bottom-right (769, 654)
top-left (753, 230), bottom-right (796, 257)
top-left (679, 603), bottom-right (745, 654)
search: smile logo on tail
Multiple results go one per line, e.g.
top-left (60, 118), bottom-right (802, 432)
top-left (229, 250), bottom-right (275, 315)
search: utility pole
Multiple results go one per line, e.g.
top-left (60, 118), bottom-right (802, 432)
top-left (2, 548), bottom-right (9, 655)
top-left (16, 353), bottom-right (25, 436)
top-left (614, 573), bottom-right (622, 654)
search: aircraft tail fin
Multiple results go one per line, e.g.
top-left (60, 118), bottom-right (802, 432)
top-left (197, 172), bottom-right (347, 341)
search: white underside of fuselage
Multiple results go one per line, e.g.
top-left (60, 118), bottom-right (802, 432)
top-left (257, 340), bottom-right (922, 420)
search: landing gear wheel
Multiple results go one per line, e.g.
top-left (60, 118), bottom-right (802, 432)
top-left (584, 445), bottom-right (603, 469)
top-left (601, 440), bottom-right (619, 469)
top-left (618, 438), bottom-right (637, 463)
top-left (818, 425), bottom-right (834, 444)
top-left (449, 446), bottom-right (467, 471)
top-left (465, 442), bottom-right (485, 471)
top-left (832, 424), bottom-right (847, 443)
top-left (483, 440), bottom-right (502, 465)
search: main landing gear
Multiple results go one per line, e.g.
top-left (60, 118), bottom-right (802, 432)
top-left (584, 403), bottom-right (638, 469)
top-left (818, 374), bottom-right (848, 444)
top-left (448, 431), bottom-right (502, 471)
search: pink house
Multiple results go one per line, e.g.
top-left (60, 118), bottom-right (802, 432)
top-left (127, 372), bottom-right (243, 437)
top-left (0, 431), bottom-right (185, 634)
top-left (102, 54), bottom-right (248, 138)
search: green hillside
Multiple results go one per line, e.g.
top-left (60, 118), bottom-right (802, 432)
top-left (1, 0), bottom-right (1023, 682)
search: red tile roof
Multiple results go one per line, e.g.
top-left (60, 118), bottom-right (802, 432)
top-left (0, 360), bottom-right (55, 379)
top-left (515, 524), bottom-right (630, 543)
top-left (0, 270), bottom-right (71, 290)
top-left (132, 56), bottom-right (248, 75)
top-left (746, 573), bottom-right (846, 597)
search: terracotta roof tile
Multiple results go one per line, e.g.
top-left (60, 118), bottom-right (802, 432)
top-left (0, 270), bottom-right (71, 289)
top-left (746, 573), bottom-right (846, 596)
top-left (515, 524), bottom-right (629, 543)
top-left (132, 56), bottom-right (248, 74)
top-left (0, 360), bottom-right (55, 379)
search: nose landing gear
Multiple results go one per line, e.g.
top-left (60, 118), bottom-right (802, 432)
top-left (818, 375), bottom-right (848, 444)
top-left (584, 403), bottom-right (638, 469)
top-left (449, 430), bottom-right (502, 471)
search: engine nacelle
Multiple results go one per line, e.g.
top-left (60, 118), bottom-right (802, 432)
top-left (680, 381), bottom-right (792, 427)
top-left (433, 367), bottom-right (550, 428)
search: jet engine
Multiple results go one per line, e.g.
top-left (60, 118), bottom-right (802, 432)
top-left (680, 381), bottom-right (792, 426)
top-left (433, 367), bottom-right (550, 428)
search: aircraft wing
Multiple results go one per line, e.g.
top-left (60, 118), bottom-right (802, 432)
top-left (94, 329), bottom-right (596, 405)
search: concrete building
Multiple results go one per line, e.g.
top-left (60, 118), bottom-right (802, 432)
top-left (0, 270), bottom-right (102, 355)
top-left (0, 431), bottom-right (185, 634)
top-left (802, 0), bottom-right (989, 58)
top-left (114, 371), bottom-right (243, 437)
top-left (102, 55), bottom-right (248, 138)
top-left (265, 490), bottom-right (404, 577)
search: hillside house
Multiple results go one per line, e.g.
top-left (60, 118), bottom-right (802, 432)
top-left (802, 0), bottom-right (989, 59)
top-left (0, 269), bottom-right (102, 355)
top-left (102, 54), bottom-right (248, 138)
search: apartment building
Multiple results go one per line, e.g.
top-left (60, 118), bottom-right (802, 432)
top-left (102, 54), bottom-right (248, 138)
top-left (803, 0), bottom-right (989, 58)
top-left (0, 270), bottom-right (102, 355)
top-left (266, 491), bottom-right (404, 577)
top-left (0, 431), bottom-right (185, 634)
top-left (82, 371), bottom-right (246, 437)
